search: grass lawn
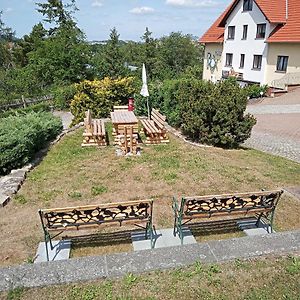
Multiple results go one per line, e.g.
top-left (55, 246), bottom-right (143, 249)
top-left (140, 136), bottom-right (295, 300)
top-left (0, 125), bottom-right (299, 266)
top-left (2, 256), bottom-right (300, 300)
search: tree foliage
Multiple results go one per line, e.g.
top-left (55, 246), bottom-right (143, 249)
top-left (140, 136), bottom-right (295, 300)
top-left (70, 77), bottom-right (136, 125)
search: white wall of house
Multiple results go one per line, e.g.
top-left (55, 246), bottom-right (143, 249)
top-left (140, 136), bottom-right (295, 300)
top-left (203, 43), bottom-right (223, 82)
top-left (222, 0), bottom-right (276, 84)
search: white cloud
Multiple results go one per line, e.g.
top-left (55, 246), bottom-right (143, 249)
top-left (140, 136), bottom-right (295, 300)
top-left (92, 0), bottom-right (103, 8)
top-left (166, 0), bottom-right (217, 7)
top-left (5, 7), bottom-right (13, 13)
top-left (129, 6), bottom-right (155, 15)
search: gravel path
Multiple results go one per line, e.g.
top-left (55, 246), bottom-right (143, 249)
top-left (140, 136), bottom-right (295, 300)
top-left (52, 111), bottom-right (73, 129)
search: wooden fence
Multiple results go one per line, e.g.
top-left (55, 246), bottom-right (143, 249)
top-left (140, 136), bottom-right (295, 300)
top-left (0, 95), bottom-right (53, 111)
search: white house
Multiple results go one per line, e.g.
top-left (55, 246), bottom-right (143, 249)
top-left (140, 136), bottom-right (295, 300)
top-left (200, 0), bottom-right (300, 89)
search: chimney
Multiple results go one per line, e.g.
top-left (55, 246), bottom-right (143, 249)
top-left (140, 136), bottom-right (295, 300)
top-left (286, 0), bottom-right (289, 20)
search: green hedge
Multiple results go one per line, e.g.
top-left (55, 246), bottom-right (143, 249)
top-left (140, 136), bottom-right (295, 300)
top-left (0, 102), bottom-right (51, 118)
top-left (0, 112), bottom-right (63, 175)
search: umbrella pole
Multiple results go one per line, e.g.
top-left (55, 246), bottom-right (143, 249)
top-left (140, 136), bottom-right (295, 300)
top-left (146, 97), bottom-right (150, 119)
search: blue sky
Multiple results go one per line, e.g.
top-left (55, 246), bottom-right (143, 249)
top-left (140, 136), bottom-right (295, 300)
top-left (1, 0), bottom-right (231, 41)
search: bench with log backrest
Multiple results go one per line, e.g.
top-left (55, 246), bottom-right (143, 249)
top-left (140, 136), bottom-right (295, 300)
top-left (39, 199), bottom-right (154, 261)
top-left (140, 108), bottom-right (169, 144)
top-left (82, 110), bottom-right (107, 147)
top-left (173, 190), bottom-right (283, 244)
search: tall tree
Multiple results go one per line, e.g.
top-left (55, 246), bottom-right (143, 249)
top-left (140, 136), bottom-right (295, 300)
top-left (101, 28), bottom-right (126, 78)
top-left (141, 27), bottom-right (157, 80)
top-left (157, 32), bottom-right (203, 78)
top-left (36, 0), bottom-right (78, 35)
top-left (25, 0), bottom-right (90, 86)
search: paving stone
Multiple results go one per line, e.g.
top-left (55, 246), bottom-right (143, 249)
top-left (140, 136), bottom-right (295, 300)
top-left (10, 169), bottom-right (27, 179)
top-left (0, 192), bottom-right (10, 207)
top-left (35, 240), bottom-right (71, 263)
top-left (237, 219), bottom-right (273, 236)
top-left (132, 228), bottom-right (196, 251)
top-left (284, 187), bottom-right (300, 200)
top-left (0, 183), bottom-right (19, 195)
top-left (246, 104), bottom-right (300, 114)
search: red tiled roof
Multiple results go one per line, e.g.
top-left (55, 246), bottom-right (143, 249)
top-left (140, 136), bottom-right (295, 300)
top-left (199, 0), bottom-right (300, 43)
top-left (255, 0), bottom-right (286, 23)
top-left (199, 1), bottom-right (234, 43)
top-left (267, 0), bottom-right (300, 42)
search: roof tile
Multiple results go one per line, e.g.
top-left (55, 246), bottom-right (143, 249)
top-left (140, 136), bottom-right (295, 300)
top-left (199, 0), bottom-right (300, 43)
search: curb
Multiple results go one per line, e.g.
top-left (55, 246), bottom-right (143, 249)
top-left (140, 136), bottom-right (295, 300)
top-left (0, 230), bottom-right (299, 291)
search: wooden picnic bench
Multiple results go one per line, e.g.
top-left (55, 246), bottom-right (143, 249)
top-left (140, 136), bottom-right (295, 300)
top-left (140, 108), bottom-right (169, 144)
top-left (118, 125), bottom-right (138, 155)
top-left (82, 110), bottom-right (107, 147)
top-left (172, 190), bottom-right (283, 244)
top-left (39, 199), bottom-right (154, 261)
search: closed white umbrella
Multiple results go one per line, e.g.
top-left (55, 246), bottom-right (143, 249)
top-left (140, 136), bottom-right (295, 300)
top-left (140, 63), bottom-right (150, 118)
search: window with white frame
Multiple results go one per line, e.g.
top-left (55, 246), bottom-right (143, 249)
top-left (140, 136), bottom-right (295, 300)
top-left (253, 55), bottom-right (262, 70)
top-left (276, 56), bottom-right (289, 72)
top-left (225, 53), bottom-right (233, 67)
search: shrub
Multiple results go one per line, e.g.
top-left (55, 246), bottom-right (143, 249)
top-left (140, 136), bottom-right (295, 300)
top-left (0, 102), bottom-right (51, 118)
top-left (70, 77), bottom-right (136, 125)
top-left (0, 112), bottom-right (62, 175)
top-left (245, 84), bottom-right (268, 99)
top-left (179, 79), bottom-right (256, 148)
top-left (52, 84), bottom-right (76, 110)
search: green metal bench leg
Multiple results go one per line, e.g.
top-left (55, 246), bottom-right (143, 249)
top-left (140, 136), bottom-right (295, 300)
top-left (269, 211), bottom-right (275, 233)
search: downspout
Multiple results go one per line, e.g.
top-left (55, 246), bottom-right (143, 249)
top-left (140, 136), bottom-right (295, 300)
top-left (286, 0), bottom-right (288, 20)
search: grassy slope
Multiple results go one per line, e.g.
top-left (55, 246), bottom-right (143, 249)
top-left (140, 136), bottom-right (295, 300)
top-left (2, 256), bottom-right (300, 300)
top-left (0, 126), bottom-right (299, 266)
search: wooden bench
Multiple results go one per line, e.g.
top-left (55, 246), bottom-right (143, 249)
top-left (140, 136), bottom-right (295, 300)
top-left (118, 125), bottom-right (138, 155)
top-left (172, 190), bottom-right (283, 244)
top-left (39, 199), bottom-right (154, 261)
top-left (82, 110), bottom-right (107, 147)
top-left (140, 108), bottom-right (169, 144)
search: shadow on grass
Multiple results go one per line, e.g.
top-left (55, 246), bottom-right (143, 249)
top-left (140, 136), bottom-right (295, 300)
top-left (188, 219), bottom-right (245, 241)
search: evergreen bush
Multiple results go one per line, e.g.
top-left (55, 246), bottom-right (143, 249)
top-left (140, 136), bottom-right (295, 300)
top-left (245, 84), bottom-right (268, 99)
top-left (70, 77), bottom-right (136, 125)
top-left (0, 112), bottom-right (62, 175)
top-left (0, 102), bottom-right (50, 118)
top-left (179, 79), bottom-right (256, 147)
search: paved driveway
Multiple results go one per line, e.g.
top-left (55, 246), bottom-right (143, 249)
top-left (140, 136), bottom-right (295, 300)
top-left (244, 88), bottom-right (300, 163)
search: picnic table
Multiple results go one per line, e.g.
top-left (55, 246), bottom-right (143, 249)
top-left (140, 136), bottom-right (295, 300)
top-left (111, 110), bottom-right (139, 136)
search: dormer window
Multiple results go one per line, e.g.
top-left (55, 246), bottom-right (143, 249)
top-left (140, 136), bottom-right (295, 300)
top-left (256, 24), bottom-right (266, 39)
top-left (243, 0), bottom-right (253, 11)
top-left (228, 26), bottom-right (235, 40)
